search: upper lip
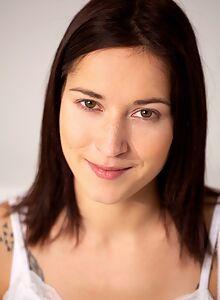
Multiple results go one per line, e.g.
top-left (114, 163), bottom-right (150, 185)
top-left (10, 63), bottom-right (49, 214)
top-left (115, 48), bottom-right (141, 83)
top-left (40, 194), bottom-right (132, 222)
top-left (87, 160), bottom-right (132, 171)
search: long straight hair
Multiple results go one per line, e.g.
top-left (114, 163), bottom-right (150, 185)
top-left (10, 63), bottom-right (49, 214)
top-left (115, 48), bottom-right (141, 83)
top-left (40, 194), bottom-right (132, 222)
top-left (12, 0), bottom-right (219, 263)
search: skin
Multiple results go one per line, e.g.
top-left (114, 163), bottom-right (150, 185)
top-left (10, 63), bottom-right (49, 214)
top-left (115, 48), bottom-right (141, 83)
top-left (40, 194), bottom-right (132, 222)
top-left (59, 47), bottom-right (173, 243)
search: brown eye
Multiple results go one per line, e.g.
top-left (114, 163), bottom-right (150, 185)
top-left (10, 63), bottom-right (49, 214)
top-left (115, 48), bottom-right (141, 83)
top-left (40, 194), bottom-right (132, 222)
top-left (131, 108), bottom-right (160, 120)
top-left (84, 100), bottom-right (97, 109)
top-left (140, 109), bottom-right (153, 118)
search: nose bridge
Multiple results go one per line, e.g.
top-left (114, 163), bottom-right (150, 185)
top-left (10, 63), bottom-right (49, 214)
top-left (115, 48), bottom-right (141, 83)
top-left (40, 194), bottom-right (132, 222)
top-left (96, 114), bottom-right (128, 156)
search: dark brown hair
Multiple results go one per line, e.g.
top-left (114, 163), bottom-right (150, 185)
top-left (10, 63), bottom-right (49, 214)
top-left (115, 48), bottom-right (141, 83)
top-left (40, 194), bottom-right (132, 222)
top-left (12, 0), bottom-right (219, 263)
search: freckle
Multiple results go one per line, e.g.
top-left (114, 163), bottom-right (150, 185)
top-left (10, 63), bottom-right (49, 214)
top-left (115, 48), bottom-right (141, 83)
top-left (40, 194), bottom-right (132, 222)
top-left (3, 231), bottom-right (7, 236)
top-left (0, 237), bottom-right (2, 242)
top-left (3, 223), bottom-right (8, 228)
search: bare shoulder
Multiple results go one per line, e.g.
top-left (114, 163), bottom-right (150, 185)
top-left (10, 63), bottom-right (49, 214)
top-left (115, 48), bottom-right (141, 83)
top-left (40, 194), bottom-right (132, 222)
top-left (203, 194), bottom-right (219, 300)
top-left (0, 201), bottom-right (13, 298)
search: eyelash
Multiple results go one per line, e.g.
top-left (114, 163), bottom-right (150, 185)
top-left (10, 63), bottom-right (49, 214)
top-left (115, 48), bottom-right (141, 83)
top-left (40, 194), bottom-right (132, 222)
top-left (75, 99), bottom-right (161, 120)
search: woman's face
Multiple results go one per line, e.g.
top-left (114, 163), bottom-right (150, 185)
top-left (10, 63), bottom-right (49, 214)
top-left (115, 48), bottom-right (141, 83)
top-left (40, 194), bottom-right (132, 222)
top-left (59, 47), bottom-right (173, 204)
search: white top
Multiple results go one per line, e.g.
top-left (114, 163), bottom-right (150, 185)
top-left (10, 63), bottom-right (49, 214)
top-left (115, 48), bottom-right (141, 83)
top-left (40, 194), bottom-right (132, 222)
top-left (3, 196), bottom-right (220, 300)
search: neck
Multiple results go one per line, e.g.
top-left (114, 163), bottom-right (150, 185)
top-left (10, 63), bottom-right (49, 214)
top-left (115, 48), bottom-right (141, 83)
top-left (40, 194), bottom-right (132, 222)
top-left (74, 179), bottom-right (163, 245)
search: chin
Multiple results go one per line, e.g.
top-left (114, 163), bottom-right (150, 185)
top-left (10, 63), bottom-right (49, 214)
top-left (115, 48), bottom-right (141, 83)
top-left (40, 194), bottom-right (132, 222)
top-left (94, 198), bottom-right (122, 205)
top-left (87, 189), bottom-right (127, 205)
top-left (90, 193), bottom-right (124, 205)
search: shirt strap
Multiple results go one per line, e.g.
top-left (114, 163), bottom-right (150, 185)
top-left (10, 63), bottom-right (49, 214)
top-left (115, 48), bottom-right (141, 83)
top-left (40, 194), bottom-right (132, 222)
top-left (8, 196), bottom-right (31, 287)
top-left (199, 197), bottom-right (220, 291)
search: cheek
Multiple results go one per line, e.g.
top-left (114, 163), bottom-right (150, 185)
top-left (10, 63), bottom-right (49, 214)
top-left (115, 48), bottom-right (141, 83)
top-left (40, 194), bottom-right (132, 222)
top-left (132, 121), bottom-right (173, 164)
top-left (59, 102), bottom-right (91, 150)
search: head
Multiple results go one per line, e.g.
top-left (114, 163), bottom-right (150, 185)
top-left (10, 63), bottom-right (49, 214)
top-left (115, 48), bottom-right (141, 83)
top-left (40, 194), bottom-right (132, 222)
top-left (21, 0), bottom-right (208, 261)
top-left (59, 47), bottom-right (173, 205)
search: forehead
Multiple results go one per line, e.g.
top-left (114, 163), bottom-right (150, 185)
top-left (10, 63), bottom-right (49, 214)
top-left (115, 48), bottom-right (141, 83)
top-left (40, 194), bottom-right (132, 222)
top-left (66, 47), bottom-right (170, 101)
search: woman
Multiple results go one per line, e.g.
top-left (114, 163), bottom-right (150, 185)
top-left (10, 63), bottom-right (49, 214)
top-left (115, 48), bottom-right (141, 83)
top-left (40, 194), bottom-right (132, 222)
top-left (0, 0), bottom-right (220, 299)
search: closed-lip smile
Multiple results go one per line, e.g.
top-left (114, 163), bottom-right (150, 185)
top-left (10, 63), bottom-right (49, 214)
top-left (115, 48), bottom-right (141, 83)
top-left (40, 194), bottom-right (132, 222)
top-left (86, 159), bottom-right (132, 179)
top-left (86, 160), bottom-right (132, 171)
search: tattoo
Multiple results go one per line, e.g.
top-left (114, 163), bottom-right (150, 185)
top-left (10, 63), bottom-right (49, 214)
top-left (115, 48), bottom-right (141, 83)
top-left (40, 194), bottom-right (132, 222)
top-left (27, 249), bottom-right (45, 281)
top-left (0, 222), bottom-right (14, 252)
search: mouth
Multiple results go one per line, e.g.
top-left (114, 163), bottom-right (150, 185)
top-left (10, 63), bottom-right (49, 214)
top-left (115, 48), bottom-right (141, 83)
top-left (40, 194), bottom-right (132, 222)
top-left (86, 160), bottom-right (132, 180)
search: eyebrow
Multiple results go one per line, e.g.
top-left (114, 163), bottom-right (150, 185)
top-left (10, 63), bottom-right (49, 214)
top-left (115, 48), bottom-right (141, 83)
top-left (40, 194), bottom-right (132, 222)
top-left (69, 87), bottom-right (170, 106)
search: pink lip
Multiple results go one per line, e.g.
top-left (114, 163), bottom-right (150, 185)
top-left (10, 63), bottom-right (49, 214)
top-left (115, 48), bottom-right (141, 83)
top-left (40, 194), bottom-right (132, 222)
top-left (87, 161), bottom-right (132, 180)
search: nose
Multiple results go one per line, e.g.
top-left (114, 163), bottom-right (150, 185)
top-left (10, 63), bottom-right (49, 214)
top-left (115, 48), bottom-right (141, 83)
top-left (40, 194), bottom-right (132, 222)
top-left (95, 117), bottom-right (128, 157)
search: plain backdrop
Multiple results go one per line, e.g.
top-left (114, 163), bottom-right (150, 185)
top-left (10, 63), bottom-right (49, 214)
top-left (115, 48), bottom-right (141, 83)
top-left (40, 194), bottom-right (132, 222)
top-left (0, 0), bottom-right (219, 201)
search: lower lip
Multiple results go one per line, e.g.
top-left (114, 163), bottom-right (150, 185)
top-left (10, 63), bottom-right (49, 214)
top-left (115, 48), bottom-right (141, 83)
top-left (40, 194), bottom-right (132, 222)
top-left (87, 161), bottom-right (131, 180)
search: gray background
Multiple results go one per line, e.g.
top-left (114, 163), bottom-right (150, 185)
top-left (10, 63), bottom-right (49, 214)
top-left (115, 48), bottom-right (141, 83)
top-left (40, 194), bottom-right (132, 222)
top-left (0, 0), bottom-right (219, 201)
